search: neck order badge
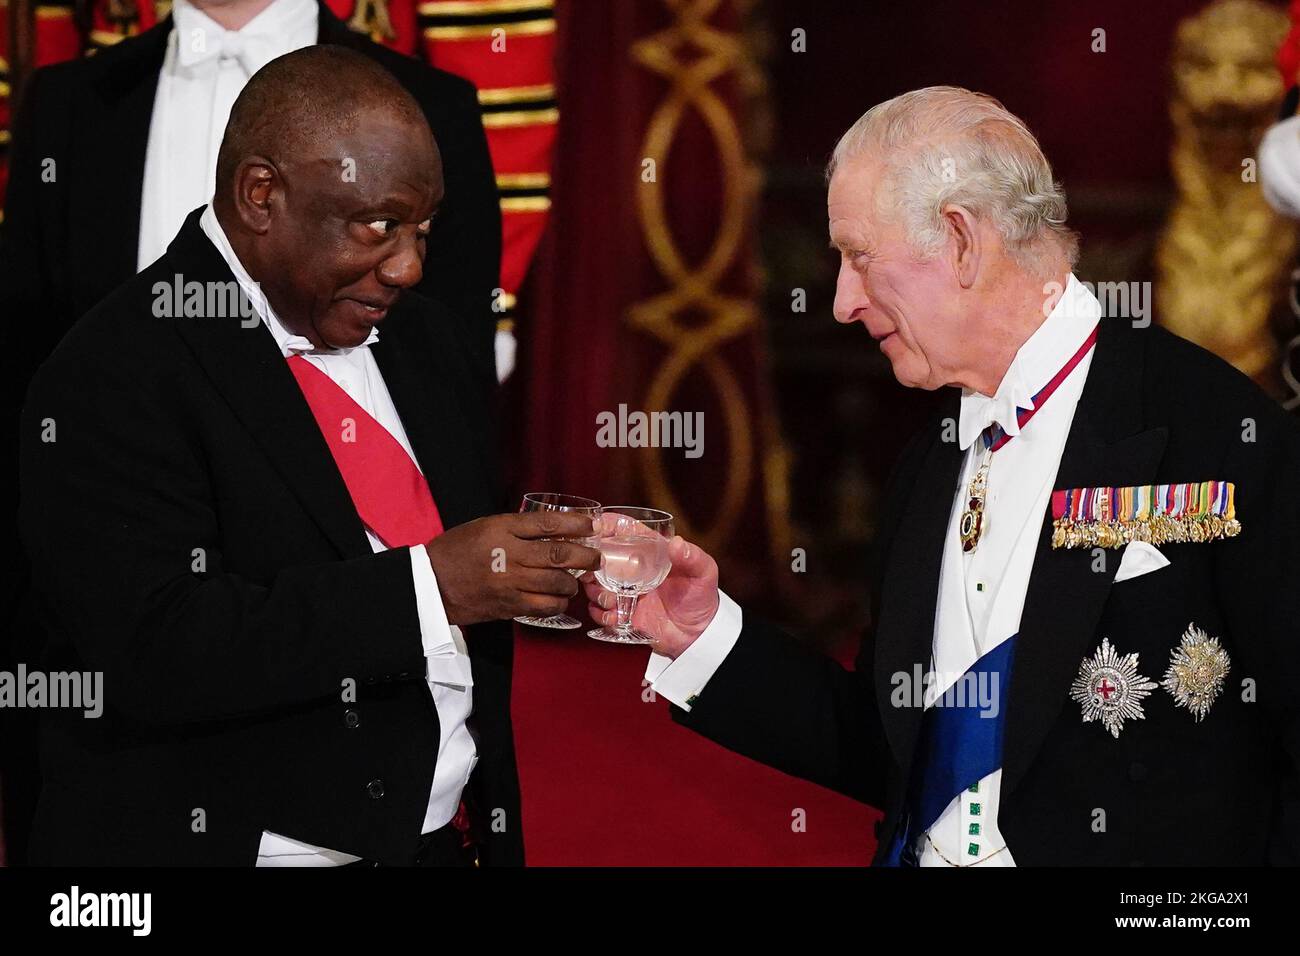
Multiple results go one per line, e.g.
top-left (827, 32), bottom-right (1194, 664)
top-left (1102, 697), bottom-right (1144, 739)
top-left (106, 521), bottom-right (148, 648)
top-left (959, 324), bottom-right (1099, 553)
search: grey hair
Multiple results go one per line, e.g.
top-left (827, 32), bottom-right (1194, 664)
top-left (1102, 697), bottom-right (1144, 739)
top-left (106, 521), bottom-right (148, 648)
top-left (827, 86), bottom-right (1079, 273)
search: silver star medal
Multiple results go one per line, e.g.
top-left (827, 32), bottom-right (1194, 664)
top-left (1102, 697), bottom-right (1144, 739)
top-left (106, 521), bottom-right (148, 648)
top-left (1162, 623), bottom-right (1230, 722)
top-left (1070, 637), bottom-right (1158, 738)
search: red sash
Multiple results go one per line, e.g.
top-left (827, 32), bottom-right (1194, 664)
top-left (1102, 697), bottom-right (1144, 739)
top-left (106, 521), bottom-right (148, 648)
top-left (287, 355), bottom-right (444, 547)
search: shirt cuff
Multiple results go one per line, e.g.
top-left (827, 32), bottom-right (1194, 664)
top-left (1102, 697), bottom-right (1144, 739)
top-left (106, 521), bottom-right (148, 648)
top-left (410, 544), bottom-right (473, 687)
top-left (645, 590), bottom-right (741, 712)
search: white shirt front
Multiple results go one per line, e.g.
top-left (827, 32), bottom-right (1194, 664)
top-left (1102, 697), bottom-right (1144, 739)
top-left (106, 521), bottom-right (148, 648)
top-left (199, 205), bottom-right (477, 866)
top-left (647, 275), bottom-right (1104, 867)
top-left (137, 0), bottom-right (318, 271)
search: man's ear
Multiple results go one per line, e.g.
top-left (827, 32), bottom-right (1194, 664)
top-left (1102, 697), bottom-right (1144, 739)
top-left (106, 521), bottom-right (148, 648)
top-left (942, 203), bottom-right (981, 289)
top-left (231, 158), bottom-right (278, 235)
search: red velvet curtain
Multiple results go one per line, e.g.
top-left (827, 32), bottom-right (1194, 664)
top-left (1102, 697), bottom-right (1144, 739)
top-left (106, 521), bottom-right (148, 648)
top-left (509, 0), bottom-right (651, 501)
top-left (509, 0), bottom-right (791, 603)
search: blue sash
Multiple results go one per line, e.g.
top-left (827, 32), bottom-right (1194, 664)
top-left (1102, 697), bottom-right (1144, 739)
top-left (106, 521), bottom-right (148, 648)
top-left (880, 635), bottom-right (1017, 866)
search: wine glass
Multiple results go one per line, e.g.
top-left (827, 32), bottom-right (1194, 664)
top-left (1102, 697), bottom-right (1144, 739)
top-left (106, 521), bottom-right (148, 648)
top-left (513, 493), bottom-right (602, 629)
top-left (587, 507), bottom-right (674, 644)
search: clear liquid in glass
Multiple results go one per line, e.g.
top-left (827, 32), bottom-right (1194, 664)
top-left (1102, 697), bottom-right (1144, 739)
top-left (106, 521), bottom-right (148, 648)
top-left (594, 534), bottom-right (671, 593)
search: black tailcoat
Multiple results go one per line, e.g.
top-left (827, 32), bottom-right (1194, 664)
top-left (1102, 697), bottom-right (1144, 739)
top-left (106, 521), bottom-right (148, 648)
top-left (673, 319), bottom-right (1300, 866)
top-left (18, 210), bottom-right (522, 865)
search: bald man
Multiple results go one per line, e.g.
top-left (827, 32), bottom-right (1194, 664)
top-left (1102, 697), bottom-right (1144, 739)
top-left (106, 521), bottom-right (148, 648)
top-left (0, 0), bottom-right (502, 866)
top-left (17, 46), bottom-right (595, 866)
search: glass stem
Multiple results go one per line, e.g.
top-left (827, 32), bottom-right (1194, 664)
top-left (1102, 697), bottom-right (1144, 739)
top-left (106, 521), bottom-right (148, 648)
top-left (615, 593), bottom-right (637, 633)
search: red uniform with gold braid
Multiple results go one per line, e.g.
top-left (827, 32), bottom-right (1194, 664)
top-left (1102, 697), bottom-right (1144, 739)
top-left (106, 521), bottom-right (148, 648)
top-left (0, 0), bottom-right (556, 363)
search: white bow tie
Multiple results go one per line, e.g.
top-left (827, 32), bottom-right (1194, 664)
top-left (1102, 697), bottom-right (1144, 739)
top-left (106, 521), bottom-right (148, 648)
top-left (175, 24), bottom-right (282, 76)
top-left (958, 362), bottom-right (1035, 450)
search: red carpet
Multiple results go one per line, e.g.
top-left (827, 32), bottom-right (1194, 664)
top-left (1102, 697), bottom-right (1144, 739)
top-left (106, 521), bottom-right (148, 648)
top-left (511, 627), bottom-right (879, 866)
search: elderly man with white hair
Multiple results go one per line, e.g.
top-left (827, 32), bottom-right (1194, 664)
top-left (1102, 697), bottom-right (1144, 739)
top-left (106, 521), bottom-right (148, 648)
top-left (586, 86), bottom-right (1300, 866)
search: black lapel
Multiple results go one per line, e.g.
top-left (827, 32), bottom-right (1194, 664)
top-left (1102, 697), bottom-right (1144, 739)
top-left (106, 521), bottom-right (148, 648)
top-left (71, 20), bottom-right (172, 301)
top-left (1000, 319), bottom-right (1167, 795)
top-left (370, 305), bottom-right (490, 531)
top-left (164, 210), bottom-right (374, 560)
top-left (873, 393), bottom-right (964, 783)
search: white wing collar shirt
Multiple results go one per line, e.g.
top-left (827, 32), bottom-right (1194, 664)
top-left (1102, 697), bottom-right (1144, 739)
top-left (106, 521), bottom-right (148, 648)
top-left (200, 205), bottom-right (478, 866)
top-left (646, 275), bottom-right (1103, 867)
top-left (137, 0), bottom-right (318, 272)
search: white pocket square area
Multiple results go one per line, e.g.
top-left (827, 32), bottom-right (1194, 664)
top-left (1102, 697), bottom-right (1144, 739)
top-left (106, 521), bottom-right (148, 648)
top-left (1113, 540), bottom-right (1171, 583)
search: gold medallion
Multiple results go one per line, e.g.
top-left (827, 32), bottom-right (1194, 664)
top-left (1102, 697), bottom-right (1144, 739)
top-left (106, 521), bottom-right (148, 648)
top-left (959, 450), bottom-right (992, 553)
top-left (1162, 623), bottom-right (1230, 722)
